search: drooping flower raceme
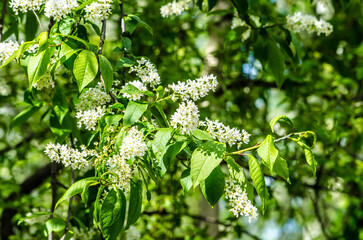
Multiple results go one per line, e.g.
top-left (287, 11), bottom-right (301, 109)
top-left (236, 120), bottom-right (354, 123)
top-left (44, 0), bottom-right (79, 21)
top-left (286, 12), bottom-right (333, 36)
top-left (33, 72), bottom-right (54, 90)
top-left (0, 40), bottom-right (19, 65)
top-left (45, 142), bottom-right (98, 169)
top-left (107, 127), bottom-right (147, 192)
top-left (160, 0), bottom-right (192, 18)
top-left (85, 0), bottom-right (113, 22)
top-left (168, 74), bottom-right (218, 101)
top-left (75, 86), bottom-right (112, 111)
top-left (129, 58), bottom-right (161, 87)
top-left (225, 179), bottom-right (258, 223)
top-left (9, 0), bottom-right (45, 14)
top-left (122, 80), bottom-right (147, 101)
top-left (171, 100), bottom-right (199, 134)
top-left (200, 118), bottom-right (251, 148)
top-left (76, 106), bottom-right (106, 131)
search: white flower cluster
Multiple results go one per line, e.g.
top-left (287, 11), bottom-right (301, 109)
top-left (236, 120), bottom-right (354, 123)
top-left (76, 86), bottom-right (111, 111)
top-left (85, 0), bottom-right (113, 22)
top-left (160, 0), bottom-right (192, 18)
top-left (0, 40), bottom-right (19, 65)
top-left (44, 0), bottom-right (79, 21)
top-left (231, 15), bottom-right (252, 42)
top-left (27, 44), bottom-right (39, 54)
top-left (171, 100), bottom-right (199, 134)
top-left (107, 154), bottom-right (132, 192)
top-left (45, 142), bottom-right (97, 169)
top-left (129, 58), bottom-right (161, 88)
top-left (122, 80), bottom-right (147, 101)
top-left (33, 72), bottom-right (54, 90)
top-left (168, 74), bottom-right (218, 101)
top-left (286, 12), bottom-right (333, 36)
top-left (225, 179), bottom-right (258, 222)
top-left (200, 118), bottom-right (250, 148)
top-left (76, 106), bottom-right (106, 131)
top-left (119, 126), bottom-right (148, 161)
top-left (70, 226), bottom-right (97, 240)
top-left (9, 0), bottom-right (45, 14)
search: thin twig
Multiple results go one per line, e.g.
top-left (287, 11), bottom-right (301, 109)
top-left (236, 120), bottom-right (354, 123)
top-left (49, 162), bottom-right (57, 240)
top-left (47, 17), bottom-right (54, 35)
top-left (98, 18), bottom-right (118, 102)
top-left (32, 10), bottom-right (44, 32)
top-left (0, 0), bottom-right (8, 42)
top-left (120, 0), bottom-right (128, 58)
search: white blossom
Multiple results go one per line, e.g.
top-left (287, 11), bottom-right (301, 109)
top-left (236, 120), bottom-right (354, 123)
top-left (200, 118), bottom-right (250, 148)
top-left (286, 12), bottom-right (333, 36)
top-left (33, 72), bottom-right (54, 90)
top-left (171, 100), bottom-right (199, 134)
top-left (9, 0), bottom-right (45, 14)
top-left (107, 154), bottom-right (132, 192)
top-left (44, 0), bottom-right (79, 21)
top-left (45, 142), bottom-right (98, 169)
top-left (168, 74), bottom-right (218, 101)
top-left (0, 40), bottom-right (19, 65)
top-left (129, 58), bottom-right (161, 87)
top-left (76, 85), bottom-right (111, 111)
top-left (125, 226), bottom-right (141, 240)
top-left (76, 106), bottom-right (105, 131)
top-left (122, 80), bottom-right (147, 101)
top-left (85, 0), bottom-right (113, 22)
top-left (70, 226), bottom-right (97, 240)
top-left (160, 0), bottom-right (192, 18)
top-left (225, 179), bottom-right (258, 222)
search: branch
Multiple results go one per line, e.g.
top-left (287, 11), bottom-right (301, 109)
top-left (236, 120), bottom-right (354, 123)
top-left (0, 0), bottom-right (7, 42)
top-left (97, 18), bottom-right (118, 102)
top-left (61, 169), bottom-right (75, 240)
top-left (120, 0), bottom-right (128, 58)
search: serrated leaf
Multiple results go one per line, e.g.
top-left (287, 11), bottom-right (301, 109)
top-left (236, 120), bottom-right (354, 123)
top-left (99, 55), bottom-right (113, 92)
top-left (159, 141), bottom-right (187, 176)
top-left (192, 129), bottom-right (214, 141)
top-left (55, 177), bottom-right (99, 209)
top-left (126, 179), bottom-right (142, 229)
top-left (268, 41), bottom-right (285, 88)
top-left (122, 37), bottom-right (132, 51)
top-left (270, 115), bottom-right (294, 133)
top-left (81, 181), bottom-right (99, 207)
top-left (190, 141), bottom-right (226, 187)
top-left (180, 169), bottom-right (192, 194)
top-left (123, 101), bottom-right (148, 127)
top-left (152, 128), bottom-right (173, 157)
top-left (10, 105), bottom-right (41, 129)
top-left (200, 165), bottom-right (225, 206)
top-left (129, 14), bottom-right (153, 35)
top-left (151, 103), bottom-right (170, 127)
top-left (28, 49), bottom-right (50, 87)
top-left (115, 57), bottom-right (135, 68)
top-left (74, 50), bottom-right (98, 92)
top-left (100, 189), bottom-right (123, 236)
top-left (107, 189), bottom-right (126, 240)
top-left (273, 155), bottom-right (290, 183)
top-left (119, 84), bottom-right (142, 95)
top-left (296, 141), bottom-right (317, 178)
top-left (257, 135), bottom-right (278, 174)
top-left (248, 155), bottom-right (269, 214)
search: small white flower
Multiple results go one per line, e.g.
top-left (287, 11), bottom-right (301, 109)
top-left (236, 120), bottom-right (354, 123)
top-left (171, 100), bottom-right (199, 134)
top-left (160, 0), bottom-right (192, 18)
top-left (122, 80), bottom-right (147, 101)
top-left (0, 40), bottom-right (19, 64)
top-left (286, 12), bottom-right (333, 36)
top-left (85, 0), bottom-right (113, 22)
top-left (44, 0), bottom-right (79, 21)
top-left (76, 106), bottom-right (105, 131)
top-left (10, 0), bottom-right (45, 14)
top-left (129, 58), bottom-right (161, 87)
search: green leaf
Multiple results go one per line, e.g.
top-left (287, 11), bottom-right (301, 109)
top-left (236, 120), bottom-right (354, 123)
top-left (57, 34), bottom-right (90, 49)
top-left (159, 141), bottom-right (187, 176)
top-left (28, 49), bottom-right (50, 87)
top-left (151, 103), bottom-right (170, 127)
top-left (291, 32), bottom-right (302, 63)
top-left (59, 17), bottom-right (76, 35)
top-left (190, 141), bottom-right (226, 187)
top-left (115, 57), bottom-right (135, 68)
top-left (123, 101), bottom-right (148, 127)
top-left (122, 37), bottom-right (132, 51)
top-left (73, 0), bottom-right (97, 11)
top-left (81, 181), bottom-right (99, 207)
top-left (53, 86), bottom-right (69, 125)
top-left (208, 0), bottom-right (218, 11)
top-left (74, 50), bottom-right (98, 92)
top-left (119, 83), bottom-right (142, 95)
top-left (100, 189), bottom-right (123, 236)
top-left (45, 218), bottom-right (66, 234)
top-left (180, 169), bottom-right (193, 194)
top-left (192, 129), bottom-right (214, 141)
top-left (55, 177), bottom-right (99, 209)
top-left (200, 165), bottom-right (225, 206)
top-left (269, 115), bottom-right (294, 134)
top-left (296, 141), bottom-right (317, 178)
top-left (107, 189), bottom-right (126, 240)
top-left (273, 155), bottom-right (290, 183)
top-left (248, 155), bottom-right (269, 214)
top-left (129, 14), bottom-right (153, 35)
top-left (37, 32), bottom-right (48, 51)
top-left (268, 41), bottom-right (285, 88)
top-left (232, 0), bottom-right (248, 15)
top-left (257, 135), bottom-right (279, 174)
top-left (10, 105), bottom-right (41, 129)
top-left (99, 55), bottom-right (113, 92)
top-left (152, 128), bottom-right (173, 158)
top-left (126, 179), bottom-right (143, 229)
